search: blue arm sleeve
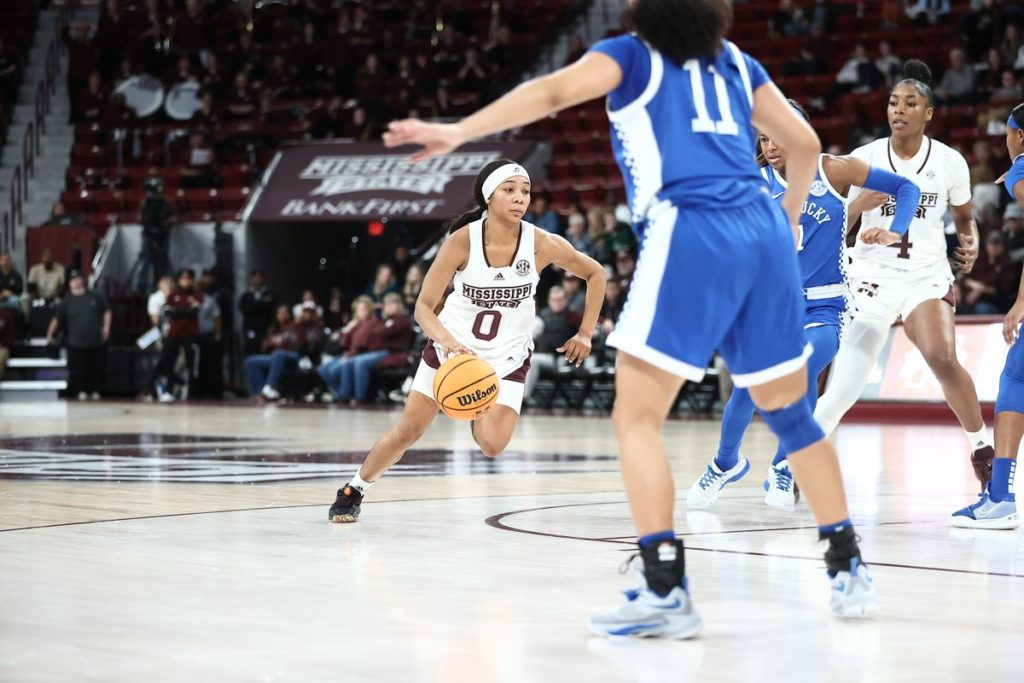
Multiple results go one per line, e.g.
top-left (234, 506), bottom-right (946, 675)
top-left (862, 167), bottom-right (921, 236)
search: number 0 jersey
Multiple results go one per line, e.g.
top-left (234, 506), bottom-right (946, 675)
top-left (847, 136), bottom-right (971, 274)
top-left (435, 219), bottom-right (540, 379)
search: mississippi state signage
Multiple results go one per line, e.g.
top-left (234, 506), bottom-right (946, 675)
top-left (248, 140), bottom-right (540, 223)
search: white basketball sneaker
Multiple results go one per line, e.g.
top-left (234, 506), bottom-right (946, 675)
top-left (589, 555), bottom-right (702, 640)
top-left (763, 462), bottom-right (798, 511)
top-left (686, 456), bottom-right (750, 508)
top-left (951, 490), bottom-right (1019, 530)
top-left (828, 558), bottom-right (879, 618)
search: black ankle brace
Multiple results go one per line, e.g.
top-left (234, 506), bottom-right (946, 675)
top-left (821, 525), bottom-right (861, 576)
top-left (640, 539), bottom-right (686, 597)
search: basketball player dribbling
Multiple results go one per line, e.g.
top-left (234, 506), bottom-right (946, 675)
top-left (687, 100), bottom-right (923, 512)
top-left (811, 61), bottom-right (995, 496)
top-left (951, 102), bottom-right (1024, 530)
top-left (384, 0), bottom-right (882, 638)
top-left (327, 159), bottom-right (606, 523)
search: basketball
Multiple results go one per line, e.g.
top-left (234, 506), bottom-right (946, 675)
top-left (432, 354), bottom-right (500, 420)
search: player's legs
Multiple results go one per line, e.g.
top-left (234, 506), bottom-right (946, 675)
top-left (685, 386), bottom-right (753, 508)
top-left (952, 348), bottom-right (1022, 529)
top-left (328, 377), bottom-right (440, 523)
top-left (472, 406), bottom-right (519, 458)
top-left (812, 313), bottom-right (892, 436)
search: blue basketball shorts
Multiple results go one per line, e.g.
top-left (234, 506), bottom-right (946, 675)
top-left (996, 334), bottom-right (1024, 415)
top-left (607, 195), bottom-right (811, 388)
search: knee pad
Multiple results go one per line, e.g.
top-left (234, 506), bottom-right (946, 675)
top-left (995, 371), bottom-right (1024, 415)
top-left (761, 399), bottom-right (825, 455)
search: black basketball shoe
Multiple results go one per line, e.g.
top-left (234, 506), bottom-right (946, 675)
top-left (971, 445), bottom-right (994, 491)
top-left (328, 485), bottom-right (363, 523)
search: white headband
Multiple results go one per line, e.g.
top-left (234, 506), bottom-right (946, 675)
top-left (482, 163), bottom-right (530, 202)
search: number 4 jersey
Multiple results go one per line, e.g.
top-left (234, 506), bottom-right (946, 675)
top-left (434, 218), bottom-right (540, 380)
top-left (847, 136), bottom-right (971, 275)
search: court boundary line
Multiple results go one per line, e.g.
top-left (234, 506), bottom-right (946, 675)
top-left (484, 501), bottom-right (1024, 579)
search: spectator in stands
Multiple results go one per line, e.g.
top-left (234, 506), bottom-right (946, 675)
top-left (525, 196), bottom-right (561, 234)
top-left (96, 0), bottom-right (127, 79)
top-left (194, 269), bottom-right (223, 399)
top-left (561, 274), bottom-right (586, 314)
top-left (76, 71), bottom-right (108, 123)
top-left (342, 106), bottom-right (373, 141)
top-left (320, 294), bottom-right (413, 404)
top-left (200, 52), bottom-right (227, 100)
top-left (525, 285), bottom-right (579, 399)
top-left (148, 274), bottom-right (173, 327)
top-left (874, 41), bottom-right (902, 88)
top-left (906, 0), bottom-right (950, 26)
top-left (809, 0), bottom-right (836, 32)
top-left (47, 271), bottom-right (110, 401)
top-left (264, 54), bottom-right (296, 99)
top-left (103, 92), bottom-right (137, 130)
top-left (311, 97), bottom-right (346, 139)
top-left (600, 278), bottom-right (625, 335)
top-left (615, 250), bottom-right (636, 290)
top-left (962, 0), bottom-right (1004, 61)
top-left (936, 48), bottom-right (977, 104)
top-left (880, 0), bottom-right (904, 29)
top-left (171, 0), bottom-right (211, 56)
top-left (154, 268), bottom-right (203, 402)
top-left (391, 245), bottom-right (412, 283)
top-left (784, 46), bottom-right (826, 77)
top-left (192, 91), bottom-right (220, 131)
top-left (818, 43), bottom-right (883, 109)
top-left (597, 211), bottom-right (636, 264)
top-left (1003, 203), bottom-right (1024, 253)
top-left (999, 24), bottom-right (1021, 67)
top-left (971, 139), bottom-right (998, 186)
top-left (977, 49), bottom-right (1007, 101)
top-left (324, 286), bottom-right (345, 330)
top-left (0, 252), bottom-right (25, 316)
top-left (136, 177), bottom-right (175, 293)
top-left (453, 47), bottom-right (488, 98)
top-left (292, 289), bottom-right (323, 320)
top-left (180, 132), bottom-right (219, 188)
top-left (226, 71), bottom-right (257, 119)
top-left (291, 22), bottom-right (327, 94)
top-left (565, 213), bottom-right (594, 257)
top-left (486, 26), bottom-right (517, 85)
top-left (247, 300), bottom-right (324, 400)
top-left (63, 22), bottom-right (97, 120)
top-left (402, 263), bottom-right (424, 309)
top-left (26, 249), bottom-right (66, 312)
top-left (962, 232), bottom-right (1021, 314)
top-left (991, 69), bottom-right (1023, 106)
top-left (354, 53), bottom-right (387, 119)
top-left (364, 264), bottom-right (398, 305)
top-left (769, 0), bottom-right (808, 38)
top-left (47, 201), bottom-right (82, 227)
top-left (238, 269), bottom-right (276, 356)
top-left (166, 54), bottom-right (198, 89)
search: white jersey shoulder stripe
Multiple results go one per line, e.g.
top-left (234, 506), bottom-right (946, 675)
top-left (725, 41), bottom-right (753, 106)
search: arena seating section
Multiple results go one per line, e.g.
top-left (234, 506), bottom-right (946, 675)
top-left (0, 1), bottom-right (40, 161)
top-left (48, 0), bottom-right (1007, 234)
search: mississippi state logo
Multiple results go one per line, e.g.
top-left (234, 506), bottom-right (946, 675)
top-left (515, 259), bottom-right (530, 276)
top-left (925, 170), bottom-right (936, 179)
top-left (809, 180), bottom-right (828, 197)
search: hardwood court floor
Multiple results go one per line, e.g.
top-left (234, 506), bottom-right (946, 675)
top-left (0, 401), bottom-right (1021, 683)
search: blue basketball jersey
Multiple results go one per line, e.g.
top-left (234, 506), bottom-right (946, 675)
top-left (1005, 153), bottom-right (1024, 201)
top-left (590, 35), bottom-right (772, 225)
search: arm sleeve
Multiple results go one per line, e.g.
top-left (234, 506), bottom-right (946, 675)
top-left (589, 35), bottom-right (649, 110)
top-left (948, 149), bottom-right (972, 207)
top-left (863, 167), bottom-right (921, 236)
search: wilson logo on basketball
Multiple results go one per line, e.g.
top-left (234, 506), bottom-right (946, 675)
top-left (456, 384), bottom-right (497, 407)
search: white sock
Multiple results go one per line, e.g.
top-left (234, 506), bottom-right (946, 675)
top-left (349, 469), bottom-right (375, 494)
top-left (965, 427), bottom-right (991, 450)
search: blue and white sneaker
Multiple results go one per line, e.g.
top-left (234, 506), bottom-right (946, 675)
top-left (686, 456), bottom-right (750, 508)
top-left (589, 559), bottom-right (703, 639)
top-left (763, 463), bottom-right (799, 511)
top-left (951, 490), bottom-right (1019, 530)
top-left (829, 557), bottom-right (879, 618)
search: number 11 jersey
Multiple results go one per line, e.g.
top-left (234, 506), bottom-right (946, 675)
top-left (847, 136), bottom-right (971, 274)
top-left (435, 218), bottom-right (539, 380)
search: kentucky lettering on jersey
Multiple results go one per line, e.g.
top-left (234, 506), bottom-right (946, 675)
top-left (848, 136), bottom-right (971, 273)
top-left (590, 35), bottom-right (772, 227)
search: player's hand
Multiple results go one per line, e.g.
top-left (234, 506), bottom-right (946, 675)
top-left (954, 232), bottom-right (978, 273)
top-left (439, 335), bottom-right (473, 358)
top-left (557, 333), bottom-right (592, 367)
top-left (1003, 301), bottom-right (1024, 345)
top-left (382, 119), bottom-right (466, 163)
top-left (858, 227), bottom-right (901, 246)
top-left (995, 172), bottom-right (1007, 185)
top-left (856, 190), bottom-right (891, 212)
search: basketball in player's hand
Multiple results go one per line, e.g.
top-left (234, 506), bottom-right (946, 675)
top-left (433, 355), bottom-right (500, 420)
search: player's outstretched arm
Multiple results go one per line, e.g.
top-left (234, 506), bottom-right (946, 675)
top-left (1004, 181), bottom-right (1024, 345)
top-left (537, 232), bottom-right (607, 367)
top-left (823, 155), bottom-right (921, 245)
top-left (383, 53), bottom-right (623, 162)
top-left (414, 229), bottom-right (472, 356)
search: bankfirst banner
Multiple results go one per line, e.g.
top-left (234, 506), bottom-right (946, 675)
top-left (248, 140), bottom-right (541, 223)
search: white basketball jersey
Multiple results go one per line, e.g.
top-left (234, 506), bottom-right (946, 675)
top-left (848, 136), bottom-right (971, 274)
top-left (436, 219), bottom-right (540, 379)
